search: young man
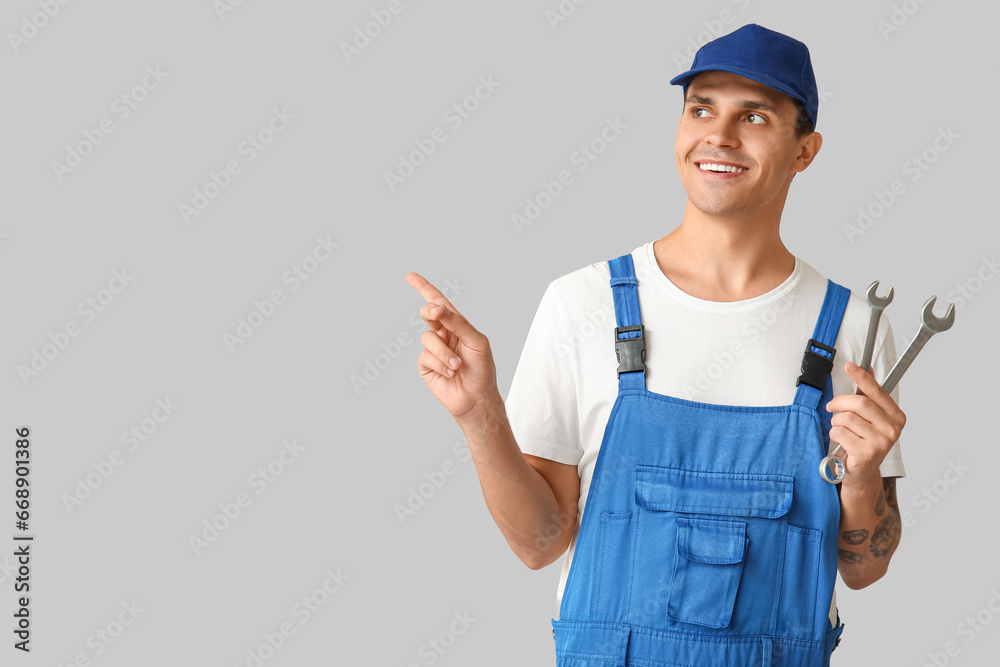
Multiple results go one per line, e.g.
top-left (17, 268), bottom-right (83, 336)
top-left (407, 24), bottom-right (905, 666)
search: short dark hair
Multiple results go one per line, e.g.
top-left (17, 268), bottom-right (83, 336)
top-left (791, 97), bottom-right (814, 138)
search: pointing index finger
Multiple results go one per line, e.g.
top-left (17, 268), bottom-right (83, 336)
top-left (405, 272), bottom-right (458, 312)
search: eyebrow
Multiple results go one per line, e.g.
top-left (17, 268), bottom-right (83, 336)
top-left (685, 94), bottom-right (779, 113)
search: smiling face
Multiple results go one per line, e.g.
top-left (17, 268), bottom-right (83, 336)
top-left (675, 70), bottom-right (821, 220)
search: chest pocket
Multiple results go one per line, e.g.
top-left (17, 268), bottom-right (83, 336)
top-left (631, 466), bottom-right (793, 631)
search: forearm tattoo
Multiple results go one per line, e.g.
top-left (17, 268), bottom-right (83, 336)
top-left (883, 478), bottom-right (899, 514)
top-left (839, 549), bottom-right (863, 564)
top-left (842, 529), bottom-right (869, 545)
top-left (870, 478), bottom-right (901, 560)
top-left (839, 478), bottom-right (902, 565)
top-left (869, 516), bottom-right (896, 558)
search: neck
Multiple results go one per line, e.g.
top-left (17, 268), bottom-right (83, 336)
top-left (653, 202), bottom-right (795, 302)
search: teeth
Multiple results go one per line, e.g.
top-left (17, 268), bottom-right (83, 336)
top-left (699, 163), bottom-right (747, 173)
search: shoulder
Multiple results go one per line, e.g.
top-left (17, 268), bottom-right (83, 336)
top-left (794, 258), bottom-right (872, 342)
top-left (543, 245), bottom-right (645, 309)
top-left (796, 259), bottom-right (901, 374)
top-left (524, 245), bottom-right (649, 348)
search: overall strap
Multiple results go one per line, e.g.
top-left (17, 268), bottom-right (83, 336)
top-left (608, 253), bottom-right (646, 391)
top-left (793, 280), bottom-right (851, 427)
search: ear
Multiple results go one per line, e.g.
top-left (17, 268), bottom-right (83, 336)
top-left (793, 132), bottom-right (823, 173)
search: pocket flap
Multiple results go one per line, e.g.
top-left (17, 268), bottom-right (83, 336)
top-left (635, 466), bottom-right (792, 518)
top-left (677, 517), bottom-right (746, 564)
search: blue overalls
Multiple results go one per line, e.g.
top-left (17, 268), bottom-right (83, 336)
top-left (552, 253), bottom-right (849, 666)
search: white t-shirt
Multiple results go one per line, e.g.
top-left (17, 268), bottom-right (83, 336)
top-left (505, 241), bottom-right (906, 629)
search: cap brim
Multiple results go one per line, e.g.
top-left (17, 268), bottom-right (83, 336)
top-left (671, 64), bottom-right (798, 102)
top-left (669, 64), bottom-right (814, 125)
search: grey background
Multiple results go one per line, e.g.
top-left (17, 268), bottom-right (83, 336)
top-left (2, 1), bottom-right (997, 665)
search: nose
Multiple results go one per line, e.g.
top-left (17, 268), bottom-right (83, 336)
top-left (705, 117), bottom-right (741, 150)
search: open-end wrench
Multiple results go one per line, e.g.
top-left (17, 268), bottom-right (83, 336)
top-left (857, 281), bottom-right (895, 380)
top-left (819, 294), bottom-right (956, 484)
top-left (818, 282), bottom-right (894, 482)
top-left (880, 295), bottom-right (955, 393)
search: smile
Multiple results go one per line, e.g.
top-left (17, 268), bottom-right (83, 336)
top-left (697, 162), bottom-right (748, 173)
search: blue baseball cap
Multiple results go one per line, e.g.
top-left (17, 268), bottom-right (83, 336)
top-left (670, 24), bottom-right (819, 129)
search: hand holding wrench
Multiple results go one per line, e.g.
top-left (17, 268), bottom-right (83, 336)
top-left (819, 291), bottom-right (955, 484)
top-left (819, 281), bottom-right (893, 483)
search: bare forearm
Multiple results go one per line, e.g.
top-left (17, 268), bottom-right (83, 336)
top-left (837, 476), bottom-right (901, 588)
top-left (456, 393), bottom-right (577, 569)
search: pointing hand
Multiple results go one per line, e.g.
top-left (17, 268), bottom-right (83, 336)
top-left (406, 272), bottom-right (500, 419)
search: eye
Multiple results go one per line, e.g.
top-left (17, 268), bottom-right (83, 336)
top-left (747, 113), bottom-right (767, 125)
top-left (693, 108), bottom-right (713, 118)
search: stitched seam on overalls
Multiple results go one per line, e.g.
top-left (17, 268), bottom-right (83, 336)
top-left (629, 624), bottom-right (827, 648)
top-left (615, 389), bottom-right (820, 416)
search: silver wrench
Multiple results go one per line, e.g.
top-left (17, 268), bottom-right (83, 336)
top-left (881, 295), bottom-right (955, 393)
top-left (819, 294), bottom-right (956, 484)
top-left (818, 282), bottom-right (894, 483)
top-left (857, 281), bottom-right (895, 379)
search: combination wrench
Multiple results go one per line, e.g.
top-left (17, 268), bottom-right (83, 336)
top-left (819, 292), bottom-right (955, 484)
top-left (818, 282), bottom-right (893, 482)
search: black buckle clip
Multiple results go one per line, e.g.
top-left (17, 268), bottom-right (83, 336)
top-left (796, 338), bottom-right (836, 391)
top-left (614, 325), bottom-right (646, 377)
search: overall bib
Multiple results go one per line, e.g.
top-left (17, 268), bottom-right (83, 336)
top-left (552, 253), bottom-right (848, 666)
